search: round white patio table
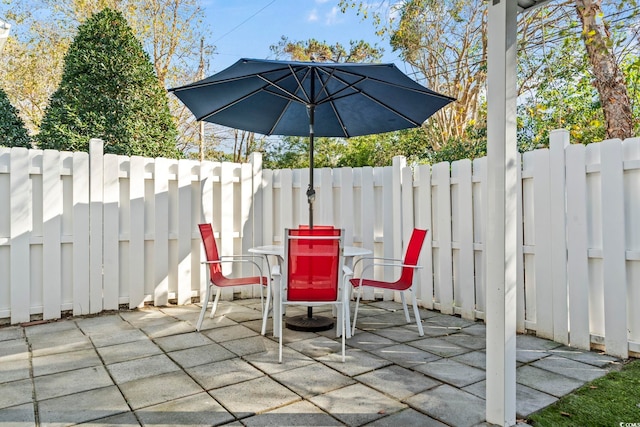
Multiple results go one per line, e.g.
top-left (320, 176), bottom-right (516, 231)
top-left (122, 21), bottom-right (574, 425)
top-left (249, 244), bottom-right (372, 338)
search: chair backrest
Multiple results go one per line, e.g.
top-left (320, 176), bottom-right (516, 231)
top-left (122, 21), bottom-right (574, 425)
top-left (285, 228), bottom-right (342, 302)
top-left (198, 223), bottom-right (223, 280)
top-left (397, 228), bottom-right (428, 289)
top-left (298, 225), bottom-right (334, 230)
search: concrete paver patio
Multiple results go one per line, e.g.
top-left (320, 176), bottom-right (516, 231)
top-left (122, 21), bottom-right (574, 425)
top-left (0, 299), bottom-right (622, 426)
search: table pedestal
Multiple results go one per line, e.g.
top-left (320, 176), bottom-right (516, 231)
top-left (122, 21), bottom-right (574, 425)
top-left (285, 308), bottom-right (334, 332)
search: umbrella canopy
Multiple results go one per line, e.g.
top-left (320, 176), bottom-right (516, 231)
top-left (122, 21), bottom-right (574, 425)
top-left (169, 58), bottom-right (454, 225)
top-left (170, 58), bottom-right (454, 138)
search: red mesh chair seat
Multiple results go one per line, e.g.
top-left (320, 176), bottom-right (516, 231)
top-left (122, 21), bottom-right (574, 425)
top-left (196, 223), bottom-right (269, 331)
top-left (350, 228), bottom-right (428, 337)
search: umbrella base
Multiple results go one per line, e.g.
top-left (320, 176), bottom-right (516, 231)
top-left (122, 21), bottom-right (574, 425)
top-left (285, 314), bottom-right (334, 332)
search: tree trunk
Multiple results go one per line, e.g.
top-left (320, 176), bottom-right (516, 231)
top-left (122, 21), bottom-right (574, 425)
top-left (575, 0), bottom-right (633, 140)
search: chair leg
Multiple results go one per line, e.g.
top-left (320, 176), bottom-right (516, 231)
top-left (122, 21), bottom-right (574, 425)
top-left (261, 283), bottom-right (272, 336)
top-left (341, 303), bottom-right (346, 362)
top-left (351, 287), bottom-right (362, 336)
top-left (411, 289), bottom-right (424, 336)
top-left (209, 288), bottom-right (222, 318)
top-left (278, 299), bottom-right (283, 363)
top-left (400, 292), bottom-right (411, 323)
top-left (196, 284), bottom-right (213, 332)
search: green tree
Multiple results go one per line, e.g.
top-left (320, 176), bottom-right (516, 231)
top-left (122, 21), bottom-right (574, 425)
top-left (270, 36), bottom-right (383, 63)
top-left (340, 0), bottom-right (639, 160)
top-left (37, 8), bottom-right (179, 157)
top-left (0, 0), bottom-right (209, 153)
top-left (0, 87), bottom-right (32, 148)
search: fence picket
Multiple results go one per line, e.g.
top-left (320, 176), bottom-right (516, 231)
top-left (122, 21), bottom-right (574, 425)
top-left (42, 150), bottom-right (62, 320)
top-left (10, 148), bottom-right (31, 323)
top-left (381, 165), bottom-right (395, 300)
top-left (452, 159), bottom-right (475, 319)
top-left (339, 167), bottom-right (355, 245)
top-left (102, 154), bottom-right (119, 310)
top-left (129, 156), bottom-right (145, 308)
top-left (623, 138), bottom-right (640, 350)
top-left (566, 143), bottom-right (591, 350)
top-left (532, 149), bottom-right (554, 339)
top-left (72, 152), bottom-right (90, 315)
top-left (473, 157), bottom-right (487, 318)
top-left (241, 161), bottom-right (256, 298)
top-left (516, 154), bottom-right (525, 332)
top-left (414, 164), bottom-right (434, 309)
top-left (359, 167), bottom-right (375, 301)
top-left (585, 143), bottom-right (605, 342)
top-left (318, 168), bottom-right (333, 226)
top-left (549, 131), bottom-right (570, 344)
top-left (600, 139), bottom-right (628, 358)
top-left (177, 160), bottom-right (193, 305)
top-left (154, 158), bottom-right (170, 306)
top-left (89, 140), bottom-right (104, 313)
top-left (432, 162), bottom-right (453, 314)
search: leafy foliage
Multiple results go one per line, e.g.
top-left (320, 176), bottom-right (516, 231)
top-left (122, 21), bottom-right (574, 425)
top-left (528, 359), bottom-right (640, 426)
top-left (37, 8), bottom-right (180, 158)
top-left (0, 87), bottom-right (33, 148)
top-left (270, 36), bottom-right (383, 63)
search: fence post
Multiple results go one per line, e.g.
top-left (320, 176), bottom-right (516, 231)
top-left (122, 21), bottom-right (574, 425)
top-left (89, 139), bottom-right (104, 313)
top-left (549, 130), bottom-right (570, 344)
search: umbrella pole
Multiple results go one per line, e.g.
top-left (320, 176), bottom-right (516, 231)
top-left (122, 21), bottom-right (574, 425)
top-left (307, 104), bottom-right (316, 229)
top-left (307, 104), bottom-right (315, 321)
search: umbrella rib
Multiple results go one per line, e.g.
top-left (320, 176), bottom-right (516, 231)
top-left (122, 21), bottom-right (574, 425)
top-left (315, 69), bottom-right (451, 127)
top-left (256, 65), bottom-right (312, 105)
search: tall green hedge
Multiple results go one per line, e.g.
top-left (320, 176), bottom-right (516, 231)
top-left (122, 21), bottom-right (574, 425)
top-left (38, 8), bottom-right (179, 158)
top-left (0, 88), bottom-right (32, 148)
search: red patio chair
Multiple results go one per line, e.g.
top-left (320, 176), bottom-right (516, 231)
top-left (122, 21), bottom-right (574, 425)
top-left (350, 228), bottom-right (428, 336)
top-left (196, 223), bottom-right (269, 331)
top-left (273, 228), bottom-right (351, 362)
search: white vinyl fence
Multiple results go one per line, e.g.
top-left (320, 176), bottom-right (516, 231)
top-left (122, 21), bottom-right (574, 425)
top-left (1, 132), bottom-right (639, 358)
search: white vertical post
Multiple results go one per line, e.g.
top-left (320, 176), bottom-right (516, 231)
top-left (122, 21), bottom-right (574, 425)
top-left (566, 143), bottom-right (591, 350)
top-left (600, 139), bottom-right (628, 359)
top-left (339, 167), bottom-right (355, 245)
top-left (177, 160), bottom-right (193, 305)
top-left (89, 139), bottom-right (104, 314)
top-left (72, 152), bottom-right (90, 316)
top-left (42, 150), bottom-right (62, 320)
top-left (154, 158), bottom-right (170, 306)
top-left (129, 156), bottom-right (145, 308)
top-left (549, 130), bottom-right (570, 344)
top-left (433, 161), bottom-right (453, 314)
top-left (486, 0), bottom-right (518, 425)
top-left (415, 164), bottom-right (434, 309)
top-left (10, 148), bottom-right (31, 324)
top-left (453, 159), bottom-right (475, 320)
top-left (102, 154), bottom-right (119, 310)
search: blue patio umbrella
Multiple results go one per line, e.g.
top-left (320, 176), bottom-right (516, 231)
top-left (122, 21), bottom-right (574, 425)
top-left (169, 58), bottom-right (455, 227)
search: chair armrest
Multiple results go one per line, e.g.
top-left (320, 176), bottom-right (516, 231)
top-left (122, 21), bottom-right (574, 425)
top-left (352, 256), bottom-right (403, 272)
top-left (220, 254), bottom-right (265, 261)
top-left (271, 264), bottom-right (281, 278)
top-left (341, 265), bottom-right (354, 289)
top-left (355, 262), bottom-right (422, 282)
top-left (201, 259), bottom-right (265, 277)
